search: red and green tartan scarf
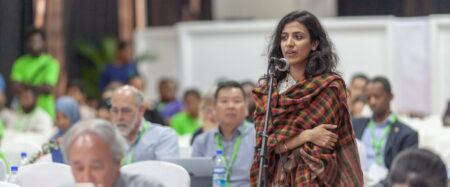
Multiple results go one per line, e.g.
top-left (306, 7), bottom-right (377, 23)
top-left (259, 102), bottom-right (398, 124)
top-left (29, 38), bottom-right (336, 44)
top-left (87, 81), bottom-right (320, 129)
top-left (250, 73), bottom-right (364, 186)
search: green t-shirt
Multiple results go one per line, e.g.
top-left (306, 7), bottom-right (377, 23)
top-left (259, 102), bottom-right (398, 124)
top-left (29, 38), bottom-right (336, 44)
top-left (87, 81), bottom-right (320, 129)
top-left (170, 112), bottom-right (200, 136)
top-left (11, 54), bottom-right (60, 119)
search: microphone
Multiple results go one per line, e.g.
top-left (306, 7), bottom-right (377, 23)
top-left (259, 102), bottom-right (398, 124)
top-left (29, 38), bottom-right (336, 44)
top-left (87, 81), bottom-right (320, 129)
top-left (270, 57), bottom-right (289, 72)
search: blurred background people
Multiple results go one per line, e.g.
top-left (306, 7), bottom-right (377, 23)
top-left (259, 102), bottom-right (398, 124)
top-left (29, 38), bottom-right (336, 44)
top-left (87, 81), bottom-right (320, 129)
top-left (350, 94), bottom-right (367, 119)
top-left (240, 81), bottom-right (256, 123)
top-left (51, 96), bottom-right (81, 163)
top-left (348, 73), bottom-right (370, 118)
top-left (191, 86), bottom-right (217, 144)
top-left (353, 76), bottom-right (418, 185)
top-left (170, 89), bottom-right (201, 136)
top-left (10, 28), bottom-right (60, 119)
top-left (100, 41), bottom-right (139, 91)
top-left (156, 78), bottom-right (183, 124)
top-left (97, 98), bottom-right (112, 122)
top-left (0, 73), bottom-right (5, 93)
top-left (0, 90), bottom-right (13, 129)
top-left (443, 100), bottom-right (450, 126)
top-left (8, 85), bottom-right (53, 136)
top-left (129, 76), bottom-right (166, 126)
top-left (388, 148), bottom-right (448, 187)
top-left (66, 80), bottom-right (96, 120)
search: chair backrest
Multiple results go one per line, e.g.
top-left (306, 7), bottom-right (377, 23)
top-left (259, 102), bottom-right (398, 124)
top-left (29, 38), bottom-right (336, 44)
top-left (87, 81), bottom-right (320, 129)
top-left (0, 159), bottom-right (6, 181)
top-left (121, 160), bottom-right (190, 187)
top-left (1, 140), bottom-right (41, 167)
top-left (0, 181), bottom-right (20, 187)
top-left (35, 154), bottom-right (52, 164)
top-left (17, 162), bottom-right (75, 187)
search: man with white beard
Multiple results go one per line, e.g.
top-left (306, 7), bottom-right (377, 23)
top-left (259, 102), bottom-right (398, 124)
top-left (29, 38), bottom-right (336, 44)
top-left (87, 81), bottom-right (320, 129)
top-left (110, 85), bottom-right (179, 165)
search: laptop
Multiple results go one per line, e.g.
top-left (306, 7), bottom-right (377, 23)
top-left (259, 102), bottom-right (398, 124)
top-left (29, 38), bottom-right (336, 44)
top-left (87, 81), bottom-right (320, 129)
top-left (161, 157), bottom-right (214, 187)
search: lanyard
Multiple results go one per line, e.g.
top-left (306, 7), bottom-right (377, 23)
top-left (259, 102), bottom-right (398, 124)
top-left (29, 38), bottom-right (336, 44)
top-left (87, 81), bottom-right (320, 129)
top-left (121, 122), bottom-right (149, 166)
top-left (369, 114), bottom-right (397, 165)
top-left (215, 122), bottom-right (249, 187)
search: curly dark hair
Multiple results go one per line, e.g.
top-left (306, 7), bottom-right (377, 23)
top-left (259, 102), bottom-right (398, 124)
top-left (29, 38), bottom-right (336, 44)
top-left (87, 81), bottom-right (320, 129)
top-left (266, 10), bottom-right (339, 80)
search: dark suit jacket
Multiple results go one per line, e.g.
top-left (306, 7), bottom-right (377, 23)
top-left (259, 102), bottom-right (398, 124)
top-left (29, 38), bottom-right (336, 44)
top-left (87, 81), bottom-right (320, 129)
top-left (352, 117), bottom-right (418, 169)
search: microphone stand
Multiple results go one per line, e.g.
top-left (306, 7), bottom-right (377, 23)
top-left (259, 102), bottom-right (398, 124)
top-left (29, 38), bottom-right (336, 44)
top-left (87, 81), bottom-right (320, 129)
top-left (257, 62), bottom-right (277, 187)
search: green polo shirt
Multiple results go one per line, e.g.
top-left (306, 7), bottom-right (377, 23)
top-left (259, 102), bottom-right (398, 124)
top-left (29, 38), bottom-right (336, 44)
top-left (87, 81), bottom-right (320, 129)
top-left (170, 112), bottom-right (200, 136)
top-left (11, 54), bottom-right (59, 119)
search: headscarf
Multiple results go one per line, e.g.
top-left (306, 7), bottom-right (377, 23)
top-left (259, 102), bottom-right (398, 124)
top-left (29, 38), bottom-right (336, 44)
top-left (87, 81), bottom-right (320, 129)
top-left (55, 96), bottom-right (81, 129)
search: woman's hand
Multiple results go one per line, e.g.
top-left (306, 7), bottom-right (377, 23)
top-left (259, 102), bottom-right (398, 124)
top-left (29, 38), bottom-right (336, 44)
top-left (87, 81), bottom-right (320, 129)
top-left (307, 124), bottom-right (338, 149)
top-left (275, 124), bottom-right (338, 154)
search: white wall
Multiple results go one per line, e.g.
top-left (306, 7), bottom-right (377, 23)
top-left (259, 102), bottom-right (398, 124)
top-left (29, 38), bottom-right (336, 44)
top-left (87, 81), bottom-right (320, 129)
top-left (134, 27), bottom-right (179, 100)
top-left (212, 0), bottom-right (337, 20)
top-left (135, 16), bottom-right (450, 115)
top-left (430, 16), bottom-right (450, 115)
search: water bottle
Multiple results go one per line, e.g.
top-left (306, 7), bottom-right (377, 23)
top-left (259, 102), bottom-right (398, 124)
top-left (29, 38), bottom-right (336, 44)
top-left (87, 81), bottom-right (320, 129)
top-left (7, 166), bottom-right (21, 185)
top-left (213, 150), bottom-right (227, 187)
top-left (20, 152), bottom-right (28, 166)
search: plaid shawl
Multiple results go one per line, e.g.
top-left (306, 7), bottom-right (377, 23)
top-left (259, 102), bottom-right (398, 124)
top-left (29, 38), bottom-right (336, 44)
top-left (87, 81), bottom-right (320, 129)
top-left (250, 73), bottom-right (363, 186)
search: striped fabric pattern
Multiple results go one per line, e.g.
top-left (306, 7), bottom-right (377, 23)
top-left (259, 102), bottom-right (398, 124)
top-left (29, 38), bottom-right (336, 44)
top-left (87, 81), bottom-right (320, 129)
top-left (250, 73), bottom-right (364, 187)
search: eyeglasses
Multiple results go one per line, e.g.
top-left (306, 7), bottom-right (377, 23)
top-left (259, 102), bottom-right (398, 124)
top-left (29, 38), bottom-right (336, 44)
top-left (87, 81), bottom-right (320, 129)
top-left (109, 107), bottom-right (133, 115)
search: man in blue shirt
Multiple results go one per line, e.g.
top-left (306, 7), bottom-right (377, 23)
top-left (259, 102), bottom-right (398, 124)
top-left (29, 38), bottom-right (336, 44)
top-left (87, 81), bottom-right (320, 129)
top-left (192, 81), bottom-right (255, 187)
top-left (110, 85), bottom-right (179, 164)
top-left (100, 41), bottom-right (139, 91)
top-left (352, 76), bottom-right (418, 175)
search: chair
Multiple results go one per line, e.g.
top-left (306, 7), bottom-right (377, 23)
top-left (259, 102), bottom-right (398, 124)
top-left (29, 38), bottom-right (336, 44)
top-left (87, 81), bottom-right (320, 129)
top-left (35, 154), bottom-right (52, 163)
top-left (121, 160), bottom-right (190, 187)
top-left (0, 159), bottom-right (6, 181)
top-left (17, 162), bottom-right (75, 187)
top-left (1, 140), bottom-right (41, 167)
top-left (0, 181), bottom-right (20, 187)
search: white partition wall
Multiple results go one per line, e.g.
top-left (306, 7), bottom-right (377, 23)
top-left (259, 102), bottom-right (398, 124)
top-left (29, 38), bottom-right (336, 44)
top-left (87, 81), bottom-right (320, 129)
top-left (177, 21), bottom-right (274, 93)
top-left (135, 16), bottom-right (450, 115)
top-left (323, 17), bottom-right (395, 83)
top-left (134, 27), bottom-right (179, 100)
top-left (430, 16), bottom-right (450, 115)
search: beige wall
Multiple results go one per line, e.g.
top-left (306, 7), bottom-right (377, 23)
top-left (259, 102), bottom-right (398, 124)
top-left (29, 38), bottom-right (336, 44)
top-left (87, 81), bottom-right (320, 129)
top-left (212, 0), bottom-right (336, 20)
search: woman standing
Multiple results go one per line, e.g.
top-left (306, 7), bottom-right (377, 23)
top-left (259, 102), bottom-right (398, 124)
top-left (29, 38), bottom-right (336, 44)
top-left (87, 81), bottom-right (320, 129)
top-left (251, 10), bottom-right (363, 186)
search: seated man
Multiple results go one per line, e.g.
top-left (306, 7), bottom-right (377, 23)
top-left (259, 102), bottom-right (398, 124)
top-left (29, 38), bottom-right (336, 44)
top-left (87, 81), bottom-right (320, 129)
top-left (8, 85), bottom-right (53, 136)
top-left (192, 81), bottom-right (255, 187)
top-left (128, 76), bottom-right (166, 126)
top-left (388, 148), bottom-right (448, 187)
top-left (110, 85), bottom-right (179, 164)
top-left (170, 89), bottom-right (201, 136)
top-left (352, 76), bottom-right (418, 174)
top-left (156, 78), bottom-right (184, 123)
top-left (348, 73), bottom-right (371, 118)
top-left (61, 119), bottom-right (163, 187)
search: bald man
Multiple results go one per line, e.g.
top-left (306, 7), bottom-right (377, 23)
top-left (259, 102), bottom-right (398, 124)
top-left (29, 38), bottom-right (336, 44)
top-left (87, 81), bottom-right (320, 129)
top-left (110, 85), bottom-right (179, 164)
